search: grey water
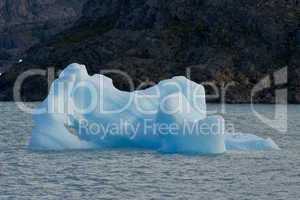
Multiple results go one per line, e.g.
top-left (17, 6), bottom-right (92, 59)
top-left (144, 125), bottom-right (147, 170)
top-left (0, 102), bottom-right (299, 200)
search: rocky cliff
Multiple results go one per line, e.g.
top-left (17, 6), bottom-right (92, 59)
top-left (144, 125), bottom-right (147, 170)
top-left (0, 0), bottom-right (299, 102)
top-left (0, 0), bottom-right (87, 71)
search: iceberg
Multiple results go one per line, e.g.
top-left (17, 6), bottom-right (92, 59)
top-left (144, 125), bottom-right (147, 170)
top-left (29, 63), bottom-right (279, 154)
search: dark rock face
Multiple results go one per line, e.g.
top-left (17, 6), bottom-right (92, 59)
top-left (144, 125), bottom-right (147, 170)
top-left (0, 0), bottom-right (87, 70)
top-left (0, 0), bottom-right (299, 103)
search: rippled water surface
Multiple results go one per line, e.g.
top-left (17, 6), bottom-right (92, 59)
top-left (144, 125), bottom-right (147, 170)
top-left (0, 103), bottom-right (299, 199)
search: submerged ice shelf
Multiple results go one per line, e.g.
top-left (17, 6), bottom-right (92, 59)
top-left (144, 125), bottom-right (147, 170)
top-left (30, 63), bottom-right (279, 154)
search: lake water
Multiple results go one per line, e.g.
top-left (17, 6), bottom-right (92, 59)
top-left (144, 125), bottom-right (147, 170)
top-left (0, 103), bottom-right (299, 199)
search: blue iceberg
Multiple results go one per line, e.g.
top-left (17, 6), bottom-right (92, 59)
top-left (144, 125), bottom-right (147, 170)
top-left (29, 63), bottom-right (279, 154)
